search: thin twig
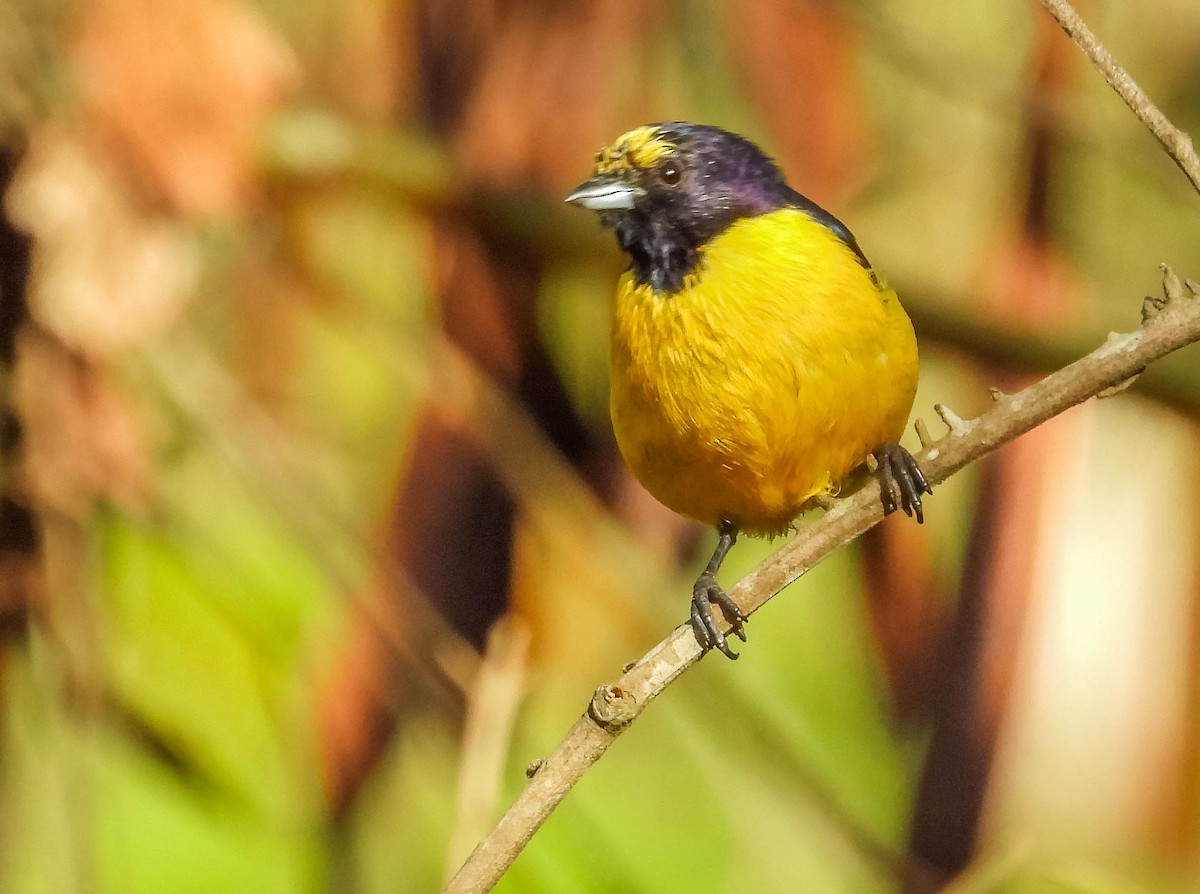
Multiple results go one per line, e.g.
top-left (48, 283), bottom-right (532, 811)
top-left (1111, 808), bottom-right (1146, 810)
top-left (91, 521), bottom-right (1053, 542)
top-left (902, 287), bottom-right (1200, 419)
top-left (443, 266), bottom-right (1200, 894)
top-left (446, 8), bottom-right (1200, 888)
top-left (1038, 0), bottom-right (1200, 197)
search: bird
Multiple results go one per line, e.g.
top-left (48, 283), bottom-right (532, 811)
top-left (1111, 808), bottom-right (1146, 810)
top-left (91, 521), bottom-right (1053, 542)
top-left (565, 122), bottom-right (929, 659)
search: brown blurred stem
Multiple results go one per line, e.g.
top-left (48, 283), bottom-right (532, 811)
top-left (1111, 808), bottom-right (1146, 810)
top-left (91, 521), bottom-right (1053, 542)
top-left (443, 270), bottom-right (1200, 894)
top-left (1038, 0), bottom-right (1200, 198)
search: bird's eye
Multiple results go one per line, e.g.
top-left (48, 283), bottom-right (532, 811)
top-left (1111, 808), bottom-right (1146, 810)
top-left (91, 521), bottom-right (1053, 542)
top-left (658, 162), bottom-right (682, 186)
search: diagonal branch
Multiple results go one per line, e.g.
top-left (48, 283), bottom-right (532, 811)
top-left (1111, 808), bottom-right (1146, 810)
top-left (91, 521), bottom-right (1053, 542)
top-left (1038, 0), bottom-right (1200, 197)
top-left (444, 266), bottom-right (1200, 894)
top-left (444, 7), bottom-right (1200, 891)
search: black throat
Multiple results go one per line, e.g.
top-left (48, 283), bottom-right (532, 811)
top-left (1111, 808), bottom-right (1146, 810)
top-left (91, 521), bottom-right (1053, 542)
top-left (614, 213), bottom-right (708, 295)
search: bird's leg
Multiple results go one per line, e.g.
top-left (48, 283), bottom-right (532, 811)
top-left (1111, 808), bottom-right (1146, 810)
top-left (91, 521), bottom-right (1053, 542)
top-left (875, 442), bottom-right (932, 524)
top-left (690, 521), bottom-right (747, 660)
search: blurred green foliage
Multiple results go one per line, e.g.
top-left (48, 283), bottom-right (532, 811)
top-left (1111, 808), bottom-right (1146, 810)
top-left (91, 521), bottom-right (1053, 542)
top-left (2, 1), bottom-right (1200, 893)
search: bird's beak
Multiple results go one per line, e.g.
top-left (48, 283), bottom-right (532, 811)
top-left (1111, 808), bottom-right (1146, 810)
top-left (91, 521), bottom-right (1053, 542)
top-left (564, 175), bottom-right (643, 211)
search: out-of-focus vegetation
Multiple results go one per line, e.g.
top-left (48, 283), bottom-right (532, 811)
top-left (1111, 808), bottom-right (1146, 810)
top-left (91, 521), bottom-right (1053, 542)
top-left (1, 1), bottom-right (1200, 892)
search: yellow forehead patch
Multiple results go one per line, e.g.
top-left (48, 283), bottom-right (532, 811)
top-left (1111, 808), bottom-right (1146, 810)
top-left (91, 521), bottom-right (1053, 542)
top-left (593, 126), bottom-right (676, 174)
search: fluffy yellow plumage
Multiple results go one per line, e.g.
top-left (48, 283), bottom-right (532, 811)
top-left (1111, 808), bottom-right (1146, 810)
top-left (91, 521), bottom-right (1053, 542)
top-left (567, 122), bottom-right (928, 657)
top-left (610, 208), bottom-right (918, 536)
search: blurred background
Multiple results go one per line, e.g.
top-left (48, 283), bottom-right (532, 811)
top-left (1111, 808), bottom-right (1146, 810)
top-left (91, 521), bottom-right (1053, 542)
top-left (2, 0), bottom-right (1200, 891)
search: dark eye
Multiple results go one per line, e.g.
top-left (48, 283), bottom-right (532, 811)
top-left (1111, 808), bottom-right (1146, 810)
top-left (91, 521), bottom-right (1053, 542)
top-left (658, 162), bottom-right (681, 186)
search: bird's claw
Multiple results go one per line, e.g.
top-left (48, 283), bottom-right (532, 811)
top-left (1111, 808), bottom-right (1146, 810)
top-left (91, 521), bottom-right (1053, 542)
top-left (876, 442), bottom-right (932, 524)
top-left (690, 572), bottom-right (747, 659)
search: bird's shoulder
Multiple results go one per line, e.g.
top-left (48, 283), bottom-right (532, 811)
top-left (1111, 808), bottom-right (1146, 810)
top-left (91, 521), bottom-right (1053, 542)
top-left (776, 188), bottom-right (873, 272)
top-left (697, 204), bottom-right (874, 284)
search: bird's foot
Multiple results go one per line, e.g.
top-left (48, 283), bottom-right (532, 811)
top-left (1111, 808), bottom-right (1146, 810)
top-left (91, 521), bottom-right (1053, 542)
top-left (690, 572), bottom-right (747, 660)
top-left (875, 442), bottom-right (932, 523)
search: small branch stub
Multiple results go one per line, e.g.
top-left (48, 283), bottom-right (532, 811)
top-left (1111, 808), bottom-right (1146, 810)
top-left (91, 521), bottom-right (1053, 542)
top-left (587, 684), bottom-right (638, 733)
top-left (1162, 263), bottom-right (1185, 303)
top-left (934, 403), bottom-right (971, 436)
top-left (1143, 295), bottom-right (1169, 323)
top-left (913, 417), bottom-right (933, 448)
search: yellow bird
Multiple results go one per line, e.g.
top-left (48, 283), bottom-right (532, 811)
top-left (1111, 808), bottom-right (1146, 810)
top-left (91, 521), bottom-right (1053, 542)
top-left (566, 122), bottom-right (928, 658)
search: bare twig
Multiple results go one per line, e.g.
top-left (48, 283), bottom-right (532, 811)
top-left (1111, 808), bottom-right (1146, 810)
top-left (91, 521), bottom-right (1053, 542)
top-left (443, 265), bottom-right (1200, 894)
top-left (902, 289), bottom-right (1200, 419)
top-left (1038, 0), bottom-right (1200, 197)
top-left (443, 9), bottom-right (1200, 889)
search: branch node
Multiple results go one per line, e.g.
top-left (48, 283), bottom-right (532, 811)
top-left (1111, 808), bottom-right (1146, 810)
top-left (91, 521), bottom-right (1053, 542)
top-left (987, 386), bottom-right (1007, 402)
top-left (914, 417), bottom-right (934, 448)
top-left (1143, 295), bottom-right (1169, 324)
top-left (1100, 330), bottom-right (1140, 356)
top-left (934, 403), bottom-right (971, 437)
top-left (1162, 263), bottom-right (1185, 303)
top-left (525, 758), bottom-right (546, 779)
top-left (588, 684), bottom-right (638, 733)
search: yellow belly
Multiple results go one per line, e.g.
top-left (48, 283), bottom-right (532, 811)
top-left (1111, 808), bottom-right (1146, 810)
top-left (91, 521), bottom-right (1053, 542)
top-left (608, 208), bottom-right (918, 535)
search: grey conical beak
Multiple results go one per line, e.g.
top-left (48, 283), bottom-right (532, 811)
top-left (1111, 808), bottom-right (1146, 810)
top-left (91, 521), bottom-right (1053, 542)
top-left (565, 175), bottom-right (643, 211)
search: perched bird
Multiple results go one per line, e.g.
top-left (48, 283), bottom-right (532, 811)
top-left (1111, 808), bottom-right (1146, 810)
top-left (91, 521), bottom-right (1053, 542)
top-left (566, 122), bottom-right (929, 659)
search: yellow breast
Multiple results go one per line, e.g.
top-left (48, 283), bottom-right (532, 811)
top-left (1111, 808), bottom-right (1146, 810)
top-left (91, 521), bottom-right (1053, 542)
top-left (608, 208), bottom-right (918, 535)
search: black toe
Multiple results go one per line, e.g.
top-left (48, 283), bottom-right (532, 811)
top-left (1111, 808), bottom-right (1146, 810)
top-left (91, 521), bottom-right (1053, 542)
top-left (876, 442), bottom-right (931, 524)
top-left (691, 574), bottom-right (745, 659)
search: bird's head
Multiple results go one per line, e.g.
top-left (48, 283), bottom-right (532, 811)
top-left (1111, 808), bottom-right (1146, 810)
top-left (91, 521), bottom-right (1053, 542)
top-left (566, 122), bottom-right (792, 293)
